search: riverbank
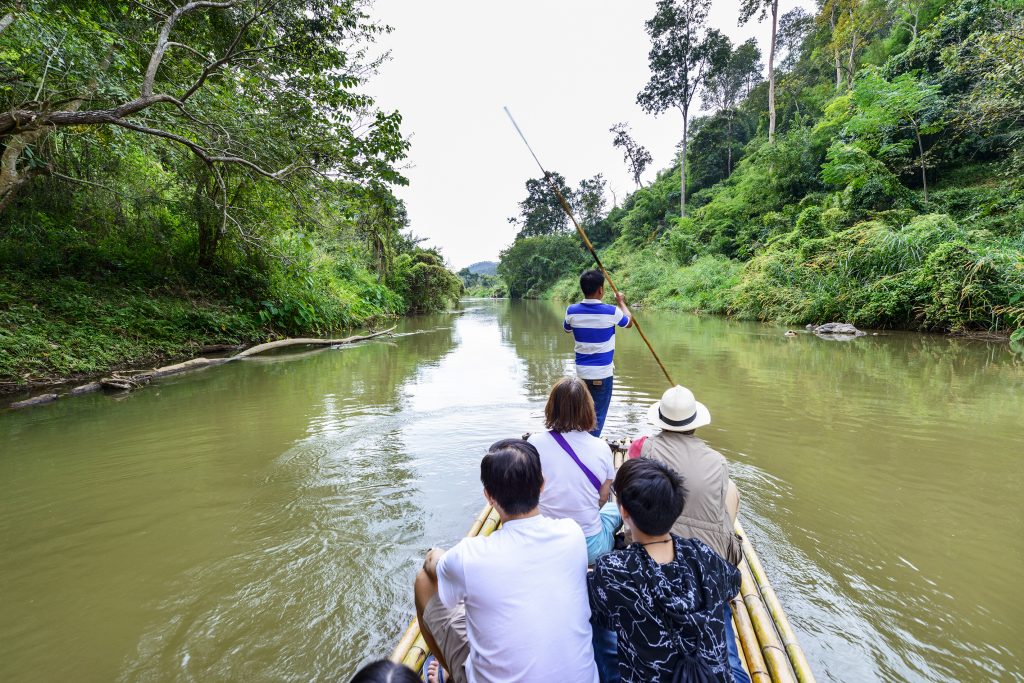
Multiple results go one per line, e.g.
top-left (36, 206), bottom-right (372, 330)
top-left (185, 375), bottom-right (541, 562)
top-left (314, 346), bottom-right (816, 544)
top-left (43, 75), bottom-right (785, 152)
top-left (0, 273), bottom-right (398, 396)
top-left (537, 209), bottom-right (1024, 343)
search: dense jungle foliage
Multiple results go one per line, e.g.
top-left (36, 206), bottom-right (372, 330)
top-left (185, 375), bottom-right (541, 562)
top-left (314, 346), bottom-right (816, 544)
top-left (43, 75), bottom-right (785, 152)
top-left (0, 1), bottom-right (461, 388)
top-left (497, 0), bottom-right (1024, 342)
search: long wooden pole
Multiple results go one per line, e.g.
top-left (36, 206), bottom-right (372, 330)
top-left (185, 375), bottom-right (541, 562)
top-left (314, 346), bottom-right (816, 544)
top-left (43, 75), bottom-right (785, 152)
top-left (503, 107), bottom-right (675, 388)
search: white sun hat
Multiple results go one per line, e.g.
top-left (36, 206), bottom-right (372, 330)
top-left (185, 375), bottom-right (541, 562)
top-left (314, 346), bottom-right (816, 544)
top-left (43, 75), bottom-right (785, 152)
top-left (647, 385), bottom-right (711, 432)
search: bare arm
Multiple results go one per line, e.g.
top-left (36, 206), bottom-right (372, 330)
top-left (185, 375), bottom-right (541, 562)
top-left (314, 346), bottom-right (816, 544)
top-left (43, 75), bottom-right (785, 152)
top-left (615, 292), bottom-right (634, 328)
top-left (726, 479), bottom-right (740, 523)
top-left (422, 547), bottom-right (445, 581)
top-left (599, 479), bottom-right (612, 507)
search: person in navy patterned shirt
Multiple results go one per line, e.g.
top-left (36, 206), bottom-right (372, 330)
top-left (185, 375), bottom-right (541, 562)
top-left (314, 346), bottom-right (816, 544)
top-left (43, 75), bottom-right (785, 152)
top-left (588, 458), bottom-right (741, 683)
top-left (563, 270), bottom-right (633, 436)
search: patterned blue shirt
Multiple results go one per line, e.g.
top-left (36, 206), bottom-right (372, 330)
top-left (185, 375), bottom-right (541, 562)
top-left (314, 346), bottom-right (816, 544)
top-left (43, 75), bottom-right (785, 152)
top-left (588, 536), bottom-right (740, 683)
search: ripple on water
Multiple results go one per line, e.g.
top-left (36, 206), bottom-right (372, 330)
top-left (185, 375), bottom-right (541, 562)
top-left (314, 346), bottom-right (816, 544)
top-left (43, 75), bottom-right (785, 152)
top-left (2, 300), bottom-right (1022, 682)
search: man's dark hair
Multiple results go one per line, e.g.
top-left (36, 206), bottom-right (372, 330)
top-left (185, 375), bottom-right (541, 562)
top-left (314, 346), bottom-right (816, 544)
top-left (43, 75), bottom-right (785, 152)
top-left (615, 458), bottom-right (687, 536)
top-left (349, 659), bottom-right (420, 683)
top-left (580, 269), bottom-right (605, 297)
top-left (481, 438), bottom-right (543, 516)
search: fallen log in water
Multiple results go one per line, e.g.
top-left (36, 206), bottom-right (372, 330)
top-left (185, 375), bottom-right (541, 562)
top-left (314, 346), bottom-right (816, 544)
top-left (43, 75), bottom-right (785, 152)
top-left (230, 328), bottom-right (395, 359)
top-left (98, 326), bottom-right (396, 392)
top-left (8, 327), bottom-right (396, 407)
top-left (10, 393), bottom-right (59, 409)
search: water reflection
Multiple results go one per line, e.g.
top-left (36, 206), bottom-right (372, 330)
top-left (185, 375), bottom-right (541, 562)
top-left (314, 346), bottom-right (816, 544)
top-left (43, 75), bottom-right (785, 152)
top-left (1, 300), bottom-right (1021, 682)
top-left (0, 317), bottom-right (458, 682)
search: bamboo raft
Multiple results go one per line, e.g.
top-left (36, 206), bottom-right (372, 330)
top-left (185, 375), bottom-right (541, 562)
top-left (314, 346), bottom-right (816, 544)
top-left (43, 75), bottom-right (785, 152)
top-left (390, 444), bottom-right (816, 683)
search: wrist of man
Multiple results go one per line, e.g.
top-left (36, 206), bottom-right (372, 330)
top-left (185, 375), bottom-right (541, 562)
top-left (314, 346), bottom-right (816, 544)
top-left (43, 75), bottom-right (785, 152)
top-left (423, 547), bottom-right (445, 579)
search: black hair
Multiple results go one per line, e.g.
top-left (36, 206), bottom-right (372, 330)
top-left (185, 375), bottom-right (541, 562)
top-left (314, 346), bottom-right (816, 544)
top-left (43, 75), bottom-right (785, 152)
top-left (579, 269), bottom-right (605, 297)
top-left (349, 659), bottom-right (420, 683)
top-left (615, 458), bottom-right (687, 536)
top-left (480, 438), bottom-right (543, 516)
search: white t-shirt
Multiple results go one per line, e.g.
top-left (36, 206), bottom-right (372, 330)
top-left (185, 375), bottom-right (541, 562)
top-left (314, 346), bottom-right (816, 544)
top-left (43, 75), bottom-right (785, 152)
top-left (529, 431), bottom-right (615, 537)
top-left (436, 515), bottom-right (598, 683)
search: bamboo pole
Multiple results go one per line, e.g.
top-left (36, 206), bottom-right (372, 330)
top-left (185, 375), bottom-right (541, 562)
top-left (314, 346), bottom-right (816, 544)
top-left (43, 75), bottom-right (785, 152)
top-left (737, 556), bottom-right (797, 683)
top-left (736, 521), bottom-right (817, 683)
top-left (400, 634), bottom-right (429, 671)
top-left (479, 507), bottom-right (501, 536)
top-left (503, 107), bottom-right (675, 387)
top-left (466, 503), bottom-right (493, 538)
top-left (731, 594), bottom-right (772, 683)
top-left (390, 619), bottom-right (422, 665)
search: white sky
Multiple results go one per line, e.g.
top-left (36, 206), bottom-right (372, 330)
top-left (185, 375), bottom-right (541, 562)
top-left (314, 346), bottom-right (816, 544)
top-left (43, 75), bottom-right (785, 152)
top-left (367, 0), bottom-right (807, 270)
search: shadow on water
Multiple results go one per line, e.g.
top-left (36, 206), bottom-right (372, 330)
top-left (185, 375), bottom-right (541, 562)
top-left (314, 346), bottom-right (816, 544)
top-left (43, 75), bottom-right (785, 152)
top-left (1, 300), bottom-right (1022, 682)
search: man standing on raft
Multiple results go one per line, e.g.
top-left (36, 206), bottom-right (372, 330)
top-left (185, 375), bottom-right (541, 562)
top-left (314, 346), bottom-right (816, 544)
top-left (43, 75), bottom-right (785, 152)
top-left (563, 269), bottom-right (633, 437)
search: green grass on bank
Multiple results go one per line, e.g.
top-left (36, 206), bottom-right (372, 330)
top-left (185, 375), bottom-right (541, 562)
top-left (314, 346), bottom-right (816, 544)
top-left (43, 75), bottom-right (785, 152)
top-left (0, 273), bottom-right (272, 387)
top-left (0, 268), bottom-right (428, 389)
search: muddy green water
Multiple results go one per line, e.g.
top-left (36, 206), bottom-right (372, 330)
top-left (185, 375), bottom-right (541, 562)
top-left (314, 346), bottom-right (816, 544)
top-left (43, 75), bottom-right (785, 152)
top-left (1, 299), bottom-right (1022, 682)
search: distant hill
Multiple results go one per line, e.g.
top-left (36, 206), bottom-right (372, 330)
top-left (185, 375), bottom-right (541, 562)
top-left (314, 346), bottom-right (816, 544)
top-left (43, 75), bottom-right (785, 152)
top-left (465, 261), bottom-right (498, 276)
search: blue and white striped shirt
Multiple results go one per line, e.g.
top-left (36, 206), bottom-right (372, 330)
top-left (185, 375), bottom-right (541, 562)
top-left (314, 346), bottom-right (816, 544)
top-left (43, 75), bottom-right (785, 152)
top-left (563, 299), bottom-right (630, 380)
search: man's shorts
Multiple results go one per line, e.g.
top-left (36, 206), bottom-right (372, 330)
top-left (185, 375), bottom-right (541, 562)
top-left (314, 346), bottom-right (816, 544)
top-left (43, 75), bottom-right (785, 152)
top-left (421, 594), bottom-right (470, 683)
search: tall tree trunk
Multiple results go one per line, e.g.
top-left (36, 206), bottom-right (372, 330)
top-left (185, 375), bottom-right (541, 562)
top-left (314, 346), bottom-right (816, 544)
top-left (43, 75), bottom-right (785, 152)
top-left (848, 35), bottom-right (858, 86)
top-left (726, 113), bottom-right (733, 176)
top-left (680, 109), bottom-right (689, 217)
top-left (0, 129), bottom-right (47, 212)
top-left (0, 12), bottom-right (15, 35)
top-left (831, 6), bottom-right (843, 90)
top-left (768, 0), bottom-right (779, 143)
top-left (195, 174), bottom-right (219, 267)
top-left (914, 122), bottom-right (928, 202)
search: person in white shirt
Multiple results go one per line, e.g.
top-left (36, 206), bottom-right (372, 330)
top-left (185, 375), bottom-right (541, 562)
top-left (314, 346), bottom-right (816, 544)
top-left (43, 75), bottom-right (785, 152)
top-left (414, 439), bottom-right (599, 683)
top-left (527, 377), bottom-right (619, 565)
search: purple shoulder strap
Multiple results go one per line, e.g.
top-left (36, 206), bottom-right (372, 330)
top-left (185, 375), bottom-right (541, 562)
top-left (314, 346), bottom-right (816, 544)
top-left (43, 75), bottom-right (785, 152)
top-left (548, 431), bottom-right (602, 492)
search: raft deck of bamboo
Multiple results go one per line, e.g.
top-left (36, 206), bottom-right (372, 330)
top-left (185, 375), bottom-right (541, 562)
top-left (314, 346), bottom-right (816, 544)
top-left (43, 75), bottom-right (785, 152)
top-left (390, 445), bottom-right (815, 683)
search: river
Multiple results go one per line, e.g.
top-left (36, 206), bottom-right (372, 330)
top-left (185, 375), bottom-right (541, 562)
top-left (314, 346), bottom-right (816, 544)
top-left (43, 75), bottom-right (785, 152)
top-left (1, 299), bottom-right (1021, 682)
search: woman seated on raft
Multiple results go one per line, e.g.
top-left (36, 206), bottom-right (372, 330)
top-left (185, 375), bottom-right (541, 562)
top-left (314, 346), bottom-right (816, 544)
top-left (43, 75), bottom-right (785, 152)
top-left (588, 458), bottom-right (741, 683)
top-left (527, 377), bottom-right (619, 564)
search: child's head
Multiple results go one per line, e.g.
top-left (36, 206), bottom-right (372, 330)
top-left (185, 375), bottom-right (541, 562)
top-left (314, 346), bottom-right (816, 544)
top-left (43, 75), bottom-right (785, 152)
top-left (349, 659), bottom-right (420, 683)
top-left (614, 458), bottom-right (687, 536)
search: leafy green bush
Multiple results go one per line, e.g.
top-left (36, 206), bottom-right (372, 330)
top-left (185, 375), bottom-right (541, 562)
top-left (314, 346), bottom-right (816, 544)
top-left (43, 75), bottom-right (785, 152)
top-left (390, 250), bottom-right (463, 313)
top-left (731, 212), bottom-right (1024, 331)
top-left (497, 235), bottom-right (589, 298)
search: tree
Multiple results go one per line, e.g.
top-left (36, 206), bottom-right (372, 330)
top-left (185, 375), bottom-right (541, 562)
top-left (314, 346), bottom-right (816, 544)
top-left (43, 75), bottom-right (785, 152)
top-left (702, 38), bottom-right (763, 175)
top-left (778, 8), bottom-right (814, 70)
top-left (891, 0), bottom-right (929, 41)
top-left (739, 0), bottom-right (780, 143)
top-left (508, 172), bottom-right (573, 239)
top-left (844, 67), bottom-right (945, 201)
top-left (391, 249), bottom-right (462, 312)
top-left (497, 234), bottom-right (588, 298)
top-left (0, 0), bottom-right (408, 225)
top-left (575, 174), bottom-right (608, 230)
top-left (820, 0), bottom-right (889, 89)
top-left (941, 5), bottom-right (1024, 177)
top-left (609, 123), bottom-right (653, 189)
top-left (638, 0), bottom-right (729, 217)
